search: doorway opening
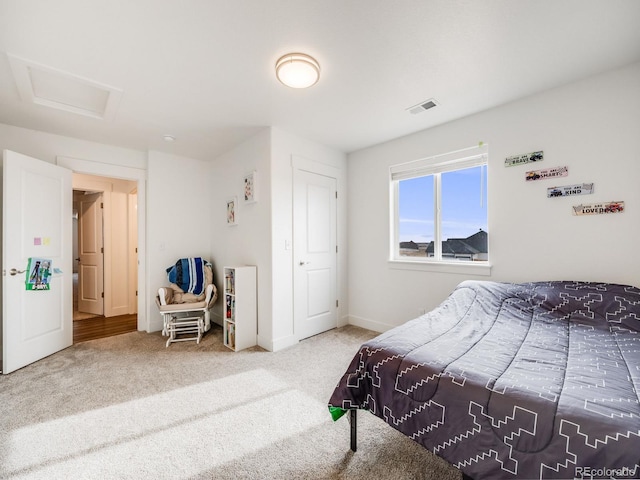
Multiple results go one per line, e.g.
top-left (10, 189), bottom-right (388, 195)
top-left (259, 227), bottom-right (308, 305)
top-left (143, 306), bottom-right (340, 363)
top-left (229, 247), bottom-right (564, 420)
top-left (72, 174), bottom-right (138, 343)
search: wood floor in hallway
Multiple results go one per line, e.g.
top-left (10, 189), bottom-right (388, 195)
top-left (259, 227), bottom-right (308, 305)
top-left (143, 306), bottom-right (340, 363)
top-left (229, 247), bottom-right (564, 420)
top-left (73, 314), bottom-right (138, 343)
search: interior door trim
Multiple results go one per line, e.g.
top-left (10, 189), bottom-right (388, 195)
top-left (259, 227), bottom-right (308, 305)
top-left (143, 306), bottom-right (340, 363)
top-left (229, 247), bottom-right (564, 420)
top-left (56, 155), bottom-right (147, 332)
top-left (291, 155), bottom-right (340, 178)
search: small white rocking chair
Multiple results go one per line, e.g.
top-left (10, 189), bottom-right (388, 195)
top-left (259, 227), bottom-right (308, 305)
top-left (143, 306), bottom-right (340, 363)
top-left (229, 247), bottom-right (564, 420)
top-left (155, 262), bottom-right (218, 347)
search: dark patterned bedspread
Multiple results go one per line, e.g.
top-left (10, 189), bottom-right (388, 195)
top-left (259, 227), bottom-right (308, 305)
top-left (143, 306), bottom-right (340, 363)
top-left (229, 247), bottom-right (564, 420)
top-left (329, 281), bottom-right (640, 479)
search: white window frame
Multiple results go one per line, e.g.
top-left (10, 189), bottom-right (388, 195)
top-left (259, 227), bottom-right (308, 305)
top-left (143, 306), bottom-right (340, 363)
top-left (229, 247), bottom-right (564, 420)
top-left (389, 144), bottom-right (491, 276)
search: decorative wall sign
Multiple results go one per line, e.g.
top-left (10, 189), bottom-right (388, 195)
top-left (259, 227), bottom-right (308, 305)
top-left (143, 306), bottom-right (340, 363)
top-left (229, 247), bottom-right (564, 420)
top-left (572, 201), bottom-right (624, 216)
top-left (505, 150), bottom-right (544, 167)
top-left (547, 183), bottom-right (594, 198)
top-left (525, 166), bottom-right (568, 181)
top-left (243, 171), bottom-right (257, 203)
top-left (26, 257), bottom-right (52, 290)
top-left (226, 197), bottom-right (237, 225)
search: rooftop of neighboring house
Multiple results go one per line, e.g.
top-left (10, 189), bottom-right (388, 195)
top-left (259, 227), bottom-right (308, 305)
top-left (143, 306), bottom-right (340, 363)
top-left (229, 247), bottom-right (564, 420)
top-left (425, 229), bottom-right (488, 256)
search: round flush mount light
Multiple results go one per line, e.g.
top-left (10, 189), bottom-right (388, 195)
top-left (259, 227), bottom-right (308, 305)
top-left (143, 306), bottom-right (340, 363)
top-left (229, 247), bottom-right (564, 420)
top-left (275, 53), bottom-right (320, 89)
top-left (162, 134), bottom-right (176, 142)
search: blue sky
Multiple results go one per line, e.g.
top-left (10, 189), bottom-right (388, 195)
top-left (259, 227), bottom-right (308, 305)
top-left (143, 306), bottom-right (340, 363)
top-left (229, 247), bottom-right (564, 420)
top-left (398, 166), bottom-right (487, 243)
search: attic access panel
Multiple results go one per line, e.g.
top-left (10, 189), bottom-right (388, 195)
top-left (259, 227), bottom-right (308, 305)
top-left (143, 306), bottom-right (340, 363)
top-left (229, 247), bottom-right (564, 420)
top-left (7, 54), bottom-right (123, 120)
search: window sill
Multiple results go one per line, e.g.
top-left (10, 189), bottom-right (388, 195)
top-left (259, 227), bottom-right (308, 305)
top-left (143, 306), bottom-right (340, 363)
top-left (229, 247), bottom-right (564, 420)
top-left (388, 259), bottom-right (492, 276)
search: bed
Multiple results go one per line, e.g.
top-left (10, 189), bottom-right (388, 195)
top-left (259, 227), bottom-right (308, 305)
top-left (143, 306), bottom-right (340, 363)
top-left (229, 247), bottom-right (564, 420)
top-left (328, 280), bottom-right (640, 479)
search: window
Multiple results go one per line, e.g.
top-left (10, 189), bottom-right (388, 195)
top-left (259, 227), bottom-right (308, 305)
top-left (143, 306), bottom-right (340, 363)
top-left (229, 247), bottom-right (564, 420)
top-left (390, 145), bottom-right (488, 264)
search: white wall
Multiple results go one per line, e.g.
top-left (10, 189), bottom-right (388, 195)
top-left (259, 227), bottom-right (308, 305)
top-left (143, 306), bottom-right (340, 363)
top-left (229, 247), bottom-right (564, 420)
top-left (209, 127), bottom-right (347, 352)
top-left (347, 62), bottom-right (640, 332)
top-left (0, 123), bottom-right (146, 169)
top-left (146, 150), bottom-right (212, 331)
top-left (0, 121), bottom-right (348, 346)
top-left (0, 123), bottom-right (150, 329)
top-left (209, 129), bottom-right (272, 340)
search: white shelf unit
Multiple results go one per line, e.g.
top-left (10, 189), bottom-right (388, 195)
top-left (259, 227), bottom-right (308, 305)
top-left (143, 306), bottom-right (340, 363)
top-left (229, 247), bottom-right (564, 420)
top-left (223, 265), bottom-right (257, 351)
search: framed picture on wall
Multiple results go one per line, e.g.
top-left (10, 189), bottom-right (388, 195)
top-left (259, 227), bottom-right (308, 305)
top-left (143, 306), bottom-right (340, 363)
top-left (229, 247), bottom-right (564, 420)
top-left (226, 196), bottom-right (237, 225)
top-left (243, 171), bottom-right (257, 203)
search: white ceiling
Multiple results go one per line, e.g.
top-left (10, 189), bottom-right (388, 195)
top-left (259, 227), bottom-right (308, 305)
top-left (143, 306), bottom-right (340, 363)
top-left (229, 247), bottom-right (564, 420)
top-left (1, 0), bottom-right (639, 161)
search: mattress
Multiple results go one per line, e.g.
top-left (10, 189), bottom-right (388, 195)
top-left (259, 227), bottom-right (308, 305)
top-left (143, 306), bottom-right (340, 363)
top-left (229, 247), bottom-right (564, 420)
top-left (329, 280), bottom-right (640, 479)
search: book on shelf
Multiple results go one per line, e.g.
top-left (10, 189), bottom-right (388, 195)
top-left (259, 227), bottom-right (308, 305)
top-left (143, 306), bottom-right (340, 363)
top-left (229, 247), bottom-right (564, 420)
top-left (225, 295), bottom-right (232, 318)
top-left (225, 270), bottom-right (235, 294)
top-left (225, 295), bottom-right (235, 320)
top-left (228, 323), bottom-right (235, 349)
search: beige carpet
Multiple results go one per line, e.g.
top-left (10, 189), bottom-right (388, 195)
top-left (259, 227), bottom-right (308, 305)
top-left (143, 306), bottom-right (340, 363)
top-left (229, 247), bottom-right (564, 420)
top-left (0, 325), bottom-right (462, 480)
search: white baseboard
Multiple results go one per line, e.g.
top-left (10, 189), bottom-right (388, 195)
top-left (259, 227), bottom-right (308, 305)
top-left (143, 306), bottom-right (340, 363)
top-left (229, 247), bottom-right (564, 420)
top-left (347, 315), bottom-right (394, 333)
top-left (337, 314), bottom-right (349, 328)
top-left (257, 334), bottom-right (298, 352)
top-left (256, 334), bottom-right (272, 352)
top-left (211, 311), bottom-right (223, 327)
top-left (148, 317), bottom-right (163, 333)
top-left (270, 334), bottom-right (299, 352)
top-left (150, 312), bottom-right (391, 342)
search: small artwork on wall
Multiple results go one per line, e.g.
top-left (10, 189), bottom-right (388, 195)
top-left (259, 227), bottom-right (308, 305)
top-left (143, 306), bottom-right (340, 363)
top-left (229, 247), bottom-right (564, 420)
top-left (547, 183), bottom-right (594, 198)
top-left (243, 171), bottom-right (257, 203)
top-left (226, 197), bottom-right (237, 225)
top-left (525, 166), bottom-right (568, 182)
top-left (504, 150), bottom-right (544, 167)
top-left (572, 201), bottom-right (624, 216)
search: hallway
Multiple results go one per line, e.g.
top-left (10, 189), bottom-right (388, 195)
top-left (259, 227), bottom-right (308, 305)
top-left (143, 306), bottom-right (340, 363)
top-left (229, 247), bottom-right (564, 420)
top-left (73, 273), bottom-right (137, 343)
top-left (73, 314), bottom-right (137, 343)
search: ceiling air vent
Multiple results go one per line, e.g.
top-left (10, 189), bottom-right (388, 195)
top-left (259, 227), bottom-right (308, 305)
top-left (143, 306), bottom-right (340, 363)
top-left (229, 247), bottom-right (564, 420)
top-left (407, 98), bottom-right (438, 115)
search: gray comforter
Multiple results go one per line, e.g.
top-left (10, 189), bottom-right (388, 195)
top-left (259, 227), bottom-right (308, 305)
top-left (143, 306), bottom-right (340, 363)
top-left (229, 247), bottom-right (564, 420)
top-left (329, 281), bottom-right (640, 479)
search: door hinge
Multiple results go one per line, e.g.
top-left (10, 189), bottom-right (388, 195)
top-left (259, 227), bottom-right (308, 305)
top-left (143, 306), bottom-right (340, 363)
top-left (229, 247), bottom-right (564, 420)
top-left (136, 290), bottom-right (138, 296)
top-left (336, 300), bottom-right (339, 307)
top-left (100, 202), bottom-right (104, 208)
top-left (135, 247), bottom-right (138, 253)
top-left (101, 292), bottom-right (104, 298)
top-left (335, 191), bottom-right (338, 198)
top-left (101, 247), bottom-right (104, 253)
top-left (336, 245), bottom-right (338, 253)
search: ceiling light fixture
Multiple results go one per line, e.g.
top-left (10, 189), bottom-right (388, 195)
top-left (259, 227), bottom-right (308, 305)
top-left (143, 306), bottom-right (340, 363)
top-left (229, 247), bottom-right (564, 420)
top-left (275, 53), bottom-right (320, 89)
top-left (163, 134), bottom-right (176, 142)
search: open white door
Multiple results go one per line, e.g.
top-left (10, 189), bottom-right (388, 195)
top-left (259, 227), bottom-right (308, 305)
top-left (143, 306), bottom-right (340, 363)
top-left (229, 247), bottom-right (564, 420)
top-left (293, 168), bottom-right (337, 340)
top-left (76, 192), bottom-right (104, 316)
top-left (2, 150), bottom-right (72, 374)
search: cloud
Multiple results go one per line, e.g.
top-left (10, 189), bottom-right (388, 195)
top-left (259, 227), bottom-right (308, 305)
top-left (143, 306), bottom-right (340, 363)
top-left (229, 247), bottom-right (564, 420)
top-left (399, 218), bottom-right (433, 225)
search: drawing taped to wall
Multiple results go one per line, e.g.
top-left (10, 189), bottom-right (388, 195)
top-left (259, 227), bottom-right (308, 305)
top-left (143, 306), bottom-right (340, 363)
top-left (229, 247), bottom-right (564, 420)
top-left (26, 257), bottom-right (52, 290)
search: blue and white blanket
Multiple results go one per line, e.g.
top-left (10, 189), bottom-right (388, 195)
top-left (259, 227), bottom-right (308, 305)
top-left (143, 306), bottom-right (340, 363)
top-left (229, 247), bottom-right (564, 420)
top-left (166, 257), bottom-right (208, 296)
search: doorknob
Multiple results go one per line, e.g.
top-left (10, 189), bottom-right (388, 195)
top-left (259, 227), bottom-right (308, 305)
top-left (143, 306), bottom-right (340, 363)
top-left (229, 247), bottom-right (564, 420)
top-left (10, 268), bottom-right (26, 276)
top-left (299, 261), bottom-right (310, 266)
